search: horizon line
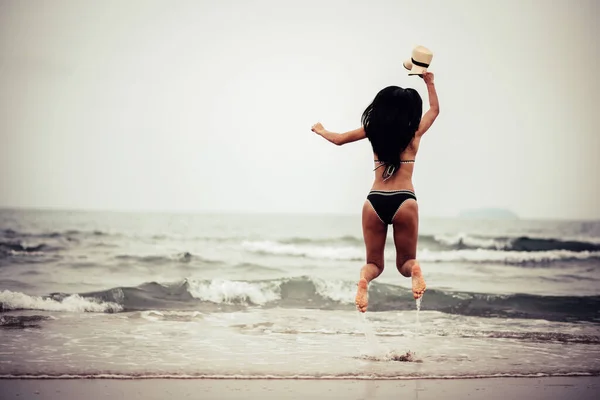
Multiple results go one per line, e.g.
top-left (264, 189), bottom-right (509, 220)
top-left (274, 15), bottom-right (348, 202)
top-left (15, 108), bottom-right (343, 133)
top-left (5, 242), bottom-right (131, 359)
top-left (0, 205), bottom-right (597, 223)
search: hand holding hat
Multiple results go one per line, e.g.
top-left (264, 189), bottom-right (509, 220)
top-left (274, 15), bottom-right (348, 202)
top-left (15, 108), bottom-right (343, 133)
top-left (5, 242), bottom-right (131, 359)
top-left (403, 45), bottom-right (433, 76)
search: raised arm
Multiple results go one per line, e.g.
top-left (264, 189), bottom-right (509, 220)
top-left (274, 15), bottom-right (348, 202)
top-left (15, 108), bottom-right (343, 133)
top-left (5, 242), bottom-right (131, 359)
top-left (415, 72), bottom-right (439, 137)
top-left (311, 123), bottom-right (366, 146)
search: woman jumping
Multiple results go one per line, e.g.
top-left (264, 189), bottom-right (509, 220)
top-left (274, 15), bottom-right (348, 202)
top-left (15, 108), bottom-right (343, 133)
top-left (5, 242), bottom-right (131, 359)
top-left (311, 72), bottom-right (439, 312)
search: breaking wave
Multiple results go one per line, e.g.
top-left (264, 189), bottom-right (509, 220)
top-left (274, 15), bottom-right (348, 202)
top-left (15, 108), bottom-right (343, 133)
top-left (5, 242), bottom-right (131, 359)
top-left (241, 240), bottom-right (600, 265)
top-left (430, 234), bottom-right (600, 252)
top-left (2, 277), bottom-right (598, 322)
top-left (0, 290), bottom-right (122, 313)
top-left (3, 225), bottom-right (600, 267)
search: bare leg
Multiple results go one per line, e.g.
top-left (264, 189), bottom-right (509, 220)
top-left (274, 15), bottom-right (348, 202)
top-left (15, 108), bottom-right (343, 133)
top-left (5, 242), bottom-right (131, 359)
top-left (398, 259), bottom-right (426, 299)
top-left (355, 201), bottom-right (387, 313)
top-left (392, 200), bottom-right (426, 299)
top-left (355, 262), bottom-right (383, 313)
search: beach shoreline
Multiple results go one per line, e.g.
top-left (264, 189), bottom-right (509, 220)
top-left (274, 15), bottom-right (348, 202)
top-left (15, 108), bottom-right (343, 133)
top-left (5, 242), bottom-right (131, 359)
top-left (0, 376), bottom-right (598, 400)
top-left (2, 211), bottom-right (600, 396)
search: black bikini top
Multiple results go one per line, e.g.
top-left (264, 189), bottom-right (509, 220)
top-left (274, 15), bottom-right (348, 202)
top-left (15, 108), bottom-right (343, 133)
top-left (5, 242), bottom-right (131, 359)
top-left (373, 159), bottom-right (415, 181)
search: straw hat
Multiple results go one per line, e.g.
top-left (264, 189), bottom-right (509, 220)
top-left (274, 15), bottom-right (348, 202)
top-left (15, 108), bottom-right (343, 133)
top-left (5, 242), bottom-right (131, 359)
top-left (403, 45), bottom-right (433, 76)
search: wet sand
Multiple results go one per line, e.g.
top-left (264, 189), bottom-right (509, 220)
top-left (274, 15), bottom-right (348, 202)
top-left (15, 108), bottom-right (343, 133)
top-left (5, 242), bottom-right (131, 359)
top-left (0, 376), bottom-right (598, 400)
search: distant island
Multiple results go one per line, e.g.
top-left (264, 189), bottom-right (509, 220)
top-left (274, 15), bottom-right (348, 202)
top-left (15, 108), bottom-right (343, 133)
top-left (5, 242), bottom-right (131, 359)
top-left (458, 208), bottom-right (519, 220)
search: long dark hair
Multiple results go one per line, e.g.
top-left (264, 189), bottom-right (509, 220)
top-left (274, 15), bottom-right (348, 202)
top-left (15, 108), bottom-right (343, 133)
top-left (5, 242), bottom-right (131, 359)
top-left (361, 86), bottom-right (423, 177)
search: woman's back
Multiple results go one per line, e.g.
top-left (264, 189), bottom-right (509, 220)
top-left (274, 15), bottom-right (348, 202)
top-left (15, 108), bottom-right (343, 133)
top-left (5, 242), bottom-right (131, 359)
top-left (362, 86), bottom-right (423, 184)
top-left (371, 136), bottom-right (421, 191)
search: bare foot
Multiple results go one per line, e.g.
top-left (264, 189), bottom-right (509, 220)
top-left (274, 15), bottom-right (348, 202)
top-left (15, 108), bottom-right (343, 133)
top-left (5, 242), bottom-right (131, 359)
top-left (355, 278), bottom-right (369, 313)
top-left (411, 263), bottom-right (426, 299)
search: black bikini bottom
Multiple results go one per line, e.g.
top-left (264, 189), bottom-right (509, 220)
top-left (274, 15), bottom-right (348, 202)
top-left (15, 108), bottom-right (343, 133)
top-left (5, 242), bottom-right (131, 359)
top-left (366, 190), bottom-right (417, 225)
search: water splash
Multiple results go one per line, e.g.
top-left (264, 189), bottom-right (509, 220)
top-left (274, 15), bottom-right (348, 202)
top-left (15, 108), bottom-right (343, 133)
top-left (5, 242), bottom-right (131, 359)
top-left (355, 295), bottom-right (423, 361)
top-left (356, 310), bottom-right (388, 357)
top-left (415, 296), bottom-right (422, 332)
top-left (356, 350), bottom-right (421, 363)
top-left (388, 350), bottom-right (419, 362)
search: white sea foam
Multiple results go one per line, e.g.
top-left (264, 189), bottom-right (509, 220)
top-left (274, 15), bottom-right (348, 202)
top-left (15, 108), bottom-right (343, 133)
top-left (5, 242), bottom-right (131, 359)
top-left (186, 279), bottom-right (281, 305)
top-left (241, 239), bottom-right (600, 264)
top-left (433, 233), bottom-right (509, 250)
top-left (139, 310), bottom-right (203, 321)
top-left (0, 290), bottom-right (123, 313)
top-left (241, 240), bottom-right (363, 261)
top-left (185, 278), bottom-right (359, 306)
top-left (312, 278), bottom-right (356, 303)
top-left (435, 233), bottom-right (600, 248)
top-left (418, 249), bottom-right (600, 264)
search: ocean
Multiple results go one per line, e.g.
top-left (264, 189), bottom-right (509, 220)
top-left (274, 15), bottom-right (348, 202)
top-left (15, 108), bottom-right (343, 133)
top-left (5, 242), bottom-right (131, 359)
top-left (0, 209), bottom-right (599, 379)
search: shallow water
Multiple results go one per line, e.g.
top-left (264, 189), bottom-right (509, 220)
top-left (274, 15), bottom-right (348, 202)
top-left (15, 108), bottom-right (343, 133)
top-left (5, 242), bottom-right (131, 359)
top-left (1, 308), bottom-right (599, 378)
top-left (1, 209), bottom-right (599, 378)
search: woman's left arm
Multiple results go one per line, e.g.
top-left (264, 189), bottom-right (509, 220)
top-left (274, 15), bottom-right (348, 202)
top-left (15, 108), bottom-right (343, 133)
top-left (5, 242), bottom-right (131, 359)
top-left (311, 123), bottom-right (366, 146)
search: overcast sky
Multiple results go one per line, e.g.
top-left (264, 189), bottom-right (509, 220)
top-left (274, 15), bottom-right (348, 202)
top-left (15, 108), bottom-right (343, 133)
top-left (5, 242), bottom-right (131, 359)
top-left (0, 0), bottom-right (598, 220)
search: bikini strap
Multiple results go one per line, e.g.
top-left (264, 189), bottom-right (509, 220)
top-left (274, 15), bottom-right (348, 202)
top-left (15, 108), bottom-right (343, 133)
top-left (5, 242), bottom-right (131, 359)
top-left (374, 159), bottom-right (415, 163)
top-left (373, 160), bottom-right (414, 181)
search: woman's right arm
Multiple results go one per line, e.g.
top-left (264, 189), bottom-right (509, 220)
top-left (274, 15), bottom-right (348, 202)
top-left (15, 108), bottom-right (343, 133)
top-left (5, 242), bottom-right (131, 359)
top-left (416, 72), bottom-right (439, 137)
top-left (311, 123), bottom-right (366, 146)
